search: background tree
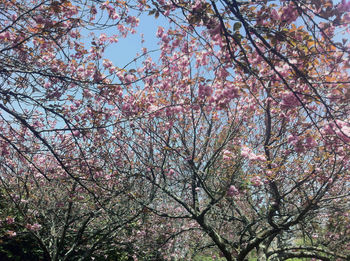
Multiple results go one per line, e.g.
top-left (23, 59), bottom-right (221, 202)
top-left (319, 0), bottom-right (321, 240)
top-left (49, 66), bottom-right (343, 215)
top-left (0, 125), bottom-right (148, 260)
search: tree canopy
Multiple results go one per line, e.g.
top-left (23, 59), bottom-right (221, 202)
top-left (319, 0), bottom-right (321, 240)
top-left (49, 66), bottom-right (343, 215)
top-left (0, 0), bottom-right (349, 260)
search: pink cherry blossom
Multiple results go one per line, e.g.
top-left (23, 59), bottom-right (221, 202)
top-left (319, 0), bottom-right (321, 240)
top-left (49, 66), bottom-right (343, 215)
top-left (6, 217), bottom-right (14, 224)
top-left (227, 185), bottom-right (239, 197)
top-left (251, 176), bottom-right (263, 187)
top-left (7, 230), bottom-right (16, 237)
top-left (280, 92), bottom-right (300, 109)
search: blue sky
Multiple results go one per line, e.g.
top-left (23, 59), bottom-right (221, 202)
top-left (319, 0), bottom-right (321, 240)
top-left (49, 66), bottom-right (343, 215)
top-left (104, 12), bottom-right (168, 69)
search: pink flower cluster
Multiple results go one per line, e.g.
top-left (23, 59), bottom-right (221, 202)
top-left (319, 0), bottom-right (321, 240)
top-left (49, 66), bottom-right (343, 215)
top-left (251, 176), bottom-right (263, 187)
top-left (6, 217), bottom-right (14, 224)
top-left (338, 0), bottom-right (350, 12)
top-left (198, 84), bottom-right (213, 99)
top-left (287, 134), bottom-right (317, 152)
top-left (241, 146), bottom-right (266, 162)
top-left (6, 231), bottom-right (16, 237)
top-left (0, 31), bottom-right (15, 42)
top-left (227, 185), bottom-right (239, 197)
top-left (26, 223), bottom-right (42, 232)
top-left (280, 92), bottom-right (300, 109)
top-left (222, 149), bottom-right (234, 160)
top-left (322, 120), bottom-right (350, 143)
top-left (280, 4), bottom-right (298, 24)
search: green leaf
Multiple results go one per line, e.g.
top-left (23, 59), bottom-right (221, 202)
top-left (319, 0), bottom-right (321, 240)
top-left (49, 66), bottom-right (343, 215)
top-left (234, 22), bottom-right (242, 31)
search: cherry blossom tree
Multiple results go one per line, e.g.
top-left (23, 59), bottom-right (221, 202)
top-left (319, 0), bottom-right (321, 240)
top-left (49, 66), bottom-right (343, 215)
top-left (110, 0), bottom-right (350, 260)
top-left (0, 126), bottom-right (149, 260)
top-left (1, 0), bottom-right (350, 260)
top-left (0, 0), bottom-right (150, 260)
